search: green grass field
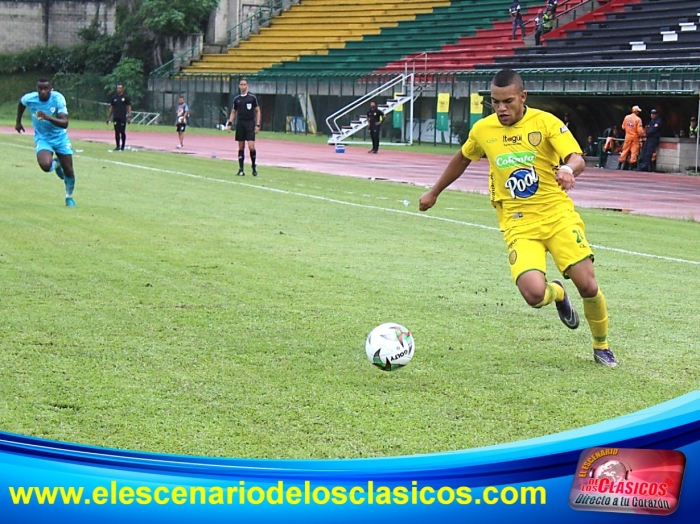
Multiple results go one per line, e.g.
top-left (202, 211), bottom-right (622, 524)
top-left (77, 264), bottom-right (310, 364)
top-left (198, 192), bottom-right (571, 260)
top-left (1, 131), bottom-right (698, 460)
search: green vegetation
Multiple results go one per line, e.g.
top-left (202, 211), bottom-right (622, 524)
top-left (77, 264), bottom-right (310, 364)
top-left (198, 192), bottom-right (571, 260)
top-left (0, 1), bottom-right (221, 105)
top-left (0, 134), bottom-right (698, 459)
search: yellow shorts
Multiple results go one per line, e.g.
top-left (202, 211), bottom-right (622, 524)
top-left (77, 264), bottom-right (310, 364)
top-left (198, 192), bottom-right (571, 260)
top-left (504, 210), bottom-right (594, 283)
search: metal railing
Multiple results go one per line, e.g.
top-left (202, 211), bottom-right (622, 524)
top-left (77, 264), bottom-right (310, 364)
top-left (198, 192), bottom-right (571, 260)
top-left (152, 1), bottom-right (300, 77)
top-left (227, 0), bottom-right (300, 47)
top-left (523, 0), bottom-right (601, 40)
top-left (325, 73), bottom-right (417, 141)
top-left (151, 40), bottom-right (204, 78)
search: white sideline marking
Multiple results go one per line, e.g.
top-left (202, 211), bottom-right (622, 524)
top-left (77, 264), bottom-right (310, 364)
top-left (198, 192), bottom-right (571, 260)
top-left (5, 141), bottom-right (700, 266)
top-left (93, 157), bottom-right (700, 267)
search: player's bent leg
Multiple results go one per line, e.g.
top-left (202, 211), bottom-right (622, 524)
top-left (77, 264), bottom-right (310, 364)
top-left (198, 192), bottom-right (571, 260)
top-left (508, 236), bottom-right (548, 305)
top-left (52, 158), bottom-right (65, 180)
top-left (56, 153), bottom-right (76, 207)
top-left (551, 279), bottom-right (580, 329)
top-left (516, 271), bottom-right (578, 328)
top-left (515, 270), bottom-right (548, 307)
top-left (37, 150), bottom-right (55, 172)
top-left (566, 260), bottom-right (616, 367)
top-left (565, 258), bottom-right (598, 299)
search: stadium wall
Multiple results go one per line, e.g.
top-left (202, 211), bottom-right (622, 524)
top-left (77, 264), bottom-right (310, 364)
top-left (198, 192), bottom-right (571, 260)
top-left (0, 0), bottom-right (116, 53)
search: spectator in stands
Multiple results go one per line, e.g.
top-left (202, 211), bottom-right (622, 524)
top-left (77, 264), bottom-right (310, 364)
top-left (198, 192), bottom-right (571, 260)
top-left (546, 0), bottom-right (558, 16)
top-left (509, 1), bottom-right (526, 40)
top-left (106, 84), bottom-right (132, 151)
top-left (690, 116), bottom-right (699, 139)
top-left (638, 109), bottom-right (663, 172)
top-left (366, 100), bottom-right (384, 153)
top-left (534, 10), bottom-right (544, 46)
top-left (679, 129), bottom-right (687, 138)
top-left (175, 95), bottom-right (190, 149)
top-left (584, 135), bottom-right (598, 157)
top-left (542, 7), bottom-right (554, 34)
top-left (598, 125), bottom-right (620, 168)
top-left (618, 105), bottom-right (644, 170)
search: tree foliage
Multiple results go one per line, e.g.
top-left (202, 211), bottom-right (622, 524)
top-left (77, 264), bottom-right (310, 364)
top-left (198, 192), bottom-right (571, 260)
top-left (137, 0), bottom-right (220, 36)
top-left (117, 0), bottom-right (220, 68)
top-left (0, 0), bottom-right (220, 102)
top-left (102, 57), bottom-right (146, 102)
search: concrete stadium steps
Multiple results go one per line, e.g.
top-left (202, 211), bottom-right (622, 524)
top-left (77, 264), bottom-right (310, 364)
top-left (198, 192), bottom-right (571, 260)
top-left (376, 21), bottom-right (520, 72)
top-left (484, 48), bottom-right (700, 69)
top-left (282, 0), bottom-right (445, 13)
top-left (199, 49), bottom-right (328, 59)
top-left (489, 0), bottom-right (700, 69)
top-left (200, 43), bottom-right (333, 54)
top-left (543, 0), bottom-right (648, 40)
top-left (544, 0), bottom-right (695, 45)
top-left (271, 14), bottom-right (421, 24)
top-left (261, 0), bottom-right (545, 76)
top-left (233, 35), bottom-right (354, 45)
top-left (182, 0), bottom-right (451, 75)
top-left (377, 0), bottom-right (597, 72)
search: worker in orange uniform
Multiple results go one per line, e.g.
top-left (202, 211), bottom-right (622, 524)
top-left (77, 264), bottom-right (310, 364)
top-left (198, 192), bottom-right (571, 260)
top-left (617, 105), bottom-right (644, 170)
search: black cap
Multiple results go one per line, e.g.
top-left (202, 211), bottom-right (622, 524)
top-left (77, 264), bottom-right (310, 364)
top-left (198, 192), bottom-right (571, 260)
top-left (650, 109), bottom-right (657, 114)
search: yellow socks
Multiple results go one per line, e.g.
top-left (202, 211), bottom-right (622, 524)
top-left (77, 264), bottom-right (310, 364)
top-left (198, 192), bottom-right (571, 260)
top-left (583, 288), bottom-right (609, 349)
top-left (534, 281), bottom-right (565, 308)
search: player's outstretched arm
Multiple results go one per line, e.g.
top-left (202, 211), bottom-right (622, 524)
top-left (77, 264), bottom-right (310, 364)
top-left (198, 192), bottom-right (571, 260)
top-left (419, 151), bottom-right (471, 211)
top-left (15, 101), bottom-right (26, 133)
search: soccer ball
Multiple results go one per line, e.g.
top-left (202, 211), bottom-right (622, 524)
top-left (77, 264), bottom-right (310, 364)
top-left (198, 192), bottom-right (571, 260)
top-left (365, 323), bottom-right (414, 371)
top-left (178, 116), bottom-right (185, 124)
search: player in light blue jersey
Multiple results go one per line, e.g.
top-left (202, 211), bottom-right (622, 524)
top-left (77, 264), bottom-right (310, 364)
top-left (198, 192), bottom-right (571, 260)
top-left (15, 78), bottom-right (77, 207)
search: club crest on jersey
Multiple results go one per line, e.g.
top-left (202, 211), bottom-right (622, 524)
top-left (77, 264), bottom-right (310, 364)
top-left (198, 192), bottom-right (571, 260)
top-left (560, 125), bottom-right (569, 134)
top-left (528, 131), bottom-right (542, 146)
top-left (505, 168), bottom-right (539, 199)
top-left (246, 103), bottom-right (252, 110)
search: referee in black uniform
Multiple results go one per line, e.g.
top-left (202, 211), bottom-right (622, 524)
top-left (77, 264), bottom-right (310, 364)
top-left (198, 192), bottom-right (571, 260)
top-left (226, 78), bottom-right (261, 176)
top-left (106, 84), bottom-right (132, 151)
top-left (366, 100), bottom-right (384, 154)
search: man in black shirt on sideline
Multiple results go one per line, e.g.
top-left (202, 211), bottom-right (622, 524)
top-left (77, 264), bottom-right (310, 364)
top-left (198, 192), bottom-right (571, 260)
top-left (366, 101), bottom-right (384, 154)
top-left (226, 78), bottom-right (261, 176)
top-left (106, 84), bottom-right (132, 151)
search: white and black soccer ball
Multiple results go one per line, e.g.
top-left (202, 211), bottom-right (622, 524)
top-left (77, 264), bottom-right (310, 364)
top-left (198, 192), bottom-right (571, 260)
top-left (178, 116), bottom-right (186, 124)
top-left (365, 323), bottom-right (414, 371)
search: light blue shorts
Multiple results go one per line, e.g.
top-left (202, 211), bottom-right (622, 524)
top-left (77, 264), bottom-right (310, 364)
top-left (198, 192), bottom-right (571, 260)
top-left (35, 135), bottom-right (73, 156)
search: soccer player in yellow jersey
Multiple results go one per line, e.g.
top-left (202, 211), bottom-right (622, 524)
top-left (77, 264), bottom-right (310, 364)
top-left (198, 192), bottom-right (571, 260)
top-left (419, 69), bottom-right (617, 367)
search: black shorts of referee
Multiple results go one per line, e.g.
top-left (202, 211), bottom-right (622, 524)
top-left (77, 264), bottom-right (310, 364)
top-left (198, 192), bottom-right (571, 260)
top-left (235, 120), bottom-right (256, 142)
